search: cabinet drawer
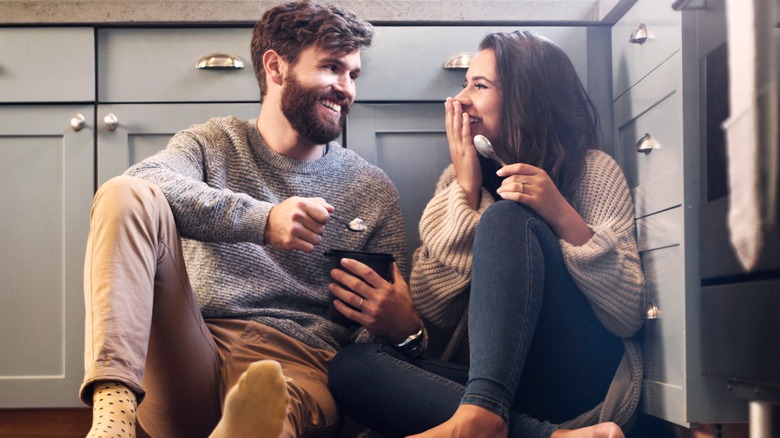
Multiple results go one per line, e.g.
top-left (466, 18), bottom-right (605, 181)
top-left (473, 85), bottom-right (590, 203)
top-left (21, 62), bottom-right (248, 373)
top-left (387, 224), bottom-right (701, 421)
top-left (359, 26), bottom-right (589, 101)
top-left (701, 279), bottom-right (780, 386)
top-left (0, 28), bottom-right (95, 102)
top-left (640, 243), bottom-right (685, 393)
top-left (98, 28), bottom-right (257, 103)
top-left (614, 54), bottom-right (683, 218)
top-left (640, 241), bottom-right (687, 424)
top-left (612, 0), bottom-right (681, 98)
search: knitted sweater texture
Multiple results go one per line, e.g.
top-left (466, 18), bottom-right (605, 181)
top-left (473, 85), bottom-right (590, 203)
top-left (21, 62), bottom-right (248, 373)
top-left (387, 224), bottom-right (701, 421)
top-left (126, 116), bottom-right (407, 352)
top-left (410, 149), bottom-right (645, 427)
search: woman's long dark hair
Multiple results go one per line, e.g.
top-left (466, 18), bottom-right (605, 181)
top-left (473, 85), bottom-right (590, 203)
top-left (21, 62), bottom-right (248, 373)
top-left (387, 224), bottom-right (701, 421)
top-left (479, 31), bottom-right (600, 201)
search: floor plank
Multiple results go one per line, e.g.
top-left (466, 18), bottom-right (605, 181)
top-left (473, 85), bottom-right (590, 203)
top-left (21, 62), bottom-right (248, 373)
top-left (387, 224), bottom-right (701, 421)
top-left (0, 408), bottom-right (150, 438)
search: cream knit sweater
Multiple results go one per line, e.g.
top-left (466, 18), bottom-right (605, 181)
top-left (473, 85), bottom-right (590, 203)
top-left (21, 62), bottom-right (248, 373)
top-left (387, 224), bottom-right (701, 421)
top-left (410, 149), bottom-right (646, 428)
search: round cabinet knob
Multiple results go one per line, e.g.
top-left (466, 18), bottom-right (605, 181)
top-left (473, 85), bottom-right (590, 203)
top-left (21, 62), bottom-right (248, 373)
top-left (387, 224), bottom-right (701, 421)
top-left (70, 113), bottom-right (86, 132)
top-left (104, 113), bottom-right (119, 132)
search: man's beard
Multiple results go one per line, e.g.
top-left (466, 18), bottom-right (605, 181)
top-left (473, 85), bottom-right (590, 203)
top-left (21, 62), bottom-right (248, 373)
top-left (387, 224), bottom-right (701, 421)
top-left (281, 73), bottom-right (350, 145)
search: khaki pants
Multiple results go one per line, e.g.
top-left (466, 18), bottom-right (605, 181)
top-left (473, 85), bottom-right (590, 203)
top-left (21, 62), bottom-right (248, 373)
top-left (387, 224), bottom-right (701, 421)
top-left (80, 176), bottom-right (340, 438)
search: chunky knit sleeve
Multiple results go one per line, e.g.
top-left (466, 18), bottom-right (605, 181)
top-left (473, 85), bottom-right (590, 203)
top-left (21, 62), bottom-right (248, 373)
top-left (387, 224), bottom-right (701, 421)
top-left (561, 150), bottom-right (646, 337)
top-left (410, 165), bottom-right (494, 331)
top-left (126, 117), bottom-right (270, 244)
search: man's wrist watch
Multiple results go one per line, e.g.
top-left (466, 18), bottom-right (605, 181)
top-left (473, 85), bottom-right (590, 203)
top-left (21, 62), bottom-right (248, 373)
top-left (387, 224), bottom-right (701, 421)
top-left (394, 322), bottom-right (425, 356)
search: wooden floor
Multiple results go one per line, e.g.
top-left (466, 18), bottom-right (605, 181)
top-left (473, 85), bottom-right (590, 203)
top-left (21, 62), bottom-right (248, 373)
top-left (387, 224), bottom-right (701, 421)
top-left (0, 408), bottom-right (748, 438)
top-left (0, 409), bottom-right (150, 438)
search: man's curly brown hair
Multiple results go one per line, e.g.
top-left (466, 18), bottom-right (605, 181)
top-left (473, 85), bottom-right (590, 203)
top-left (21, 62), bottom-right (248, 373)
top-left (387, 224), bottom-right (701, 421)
top-left (251, 0), bottom-right (374, 102)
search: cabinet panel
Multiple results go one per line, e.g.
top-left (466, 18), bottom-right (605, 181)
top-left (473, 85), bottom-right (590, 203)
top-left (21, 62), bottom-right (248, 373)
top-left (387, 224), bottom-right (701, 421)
top-left (0, 28), bottom-right (95, 103)
top-left (636, 207), bottom-right (686, 424)
top-left (0, 105), bottom-right (94, 407)
top-left (612, 0), bottom-right (681, 98)
top-left (97, 103), bottom-right (260, 184)
top-left (358, 26), bottom-right (589, 101)
top-left (615, 54), bottom-right (683, 218)
top-left (640, 244), bottom-right (686, 424)
top-left (98, 28), bottom-right (257, 103)
top-left (613, 0), bottom-right (752, 426)
top-left (347, 103), bottom-right (452, 263)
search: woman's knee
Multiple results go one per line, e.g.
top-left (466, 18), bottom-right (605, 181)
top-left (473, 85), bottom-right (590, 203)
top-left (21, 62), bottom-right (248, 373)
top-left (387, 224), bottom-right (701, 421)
top-left (481, 200), bottom-right (535, 226)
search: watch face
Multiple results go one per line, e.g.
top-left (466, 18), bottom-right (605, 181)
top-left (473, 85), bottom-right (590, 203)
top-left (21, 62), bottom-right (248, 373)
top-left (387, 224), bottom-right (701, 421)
top-left (395, 325), bottom-right (425, 356)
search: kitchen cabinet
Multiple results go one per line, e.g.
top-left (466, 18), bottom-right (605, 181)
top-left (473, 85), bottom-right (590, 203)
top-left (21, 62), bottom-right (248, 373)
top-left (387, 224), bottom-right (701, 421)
top-left (612, 0), bottom-right (748, 427)
top-left (0, 106), bottom-right (94, 408)
top-left (0, 27), bottom-right (95, 408)
top-left (96, 28), bottom-right (262, 183)
top-left (0, 23), bottom-right (604, 410)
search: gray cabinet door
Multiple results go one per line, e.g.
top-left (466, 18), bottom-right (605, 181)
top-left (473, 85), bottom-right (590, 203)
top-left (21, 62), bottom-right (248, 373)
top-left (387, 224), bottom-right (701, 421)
top-left (0, 105), bottom-right (94, 408)
top-left (97, 103), bottom-right (260, 184)
top-left (347, 103), bottom-right (452, 265)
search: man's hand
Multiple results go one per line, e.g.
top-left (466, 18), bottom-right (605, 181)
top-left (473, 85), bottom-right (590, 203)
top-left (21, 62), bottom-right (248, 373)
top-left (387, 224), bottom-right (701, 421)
top-left (264, 197), bottom-right (334, 252)
top-left (329, 261), bottom-right (421, 343)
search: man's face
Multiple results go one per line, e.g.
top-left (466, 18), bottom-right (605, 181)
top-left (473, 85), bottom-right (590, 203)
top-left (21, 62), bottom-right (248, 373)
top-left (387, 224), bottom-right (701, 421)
top-left (281, 46), bottom-right (361, 145)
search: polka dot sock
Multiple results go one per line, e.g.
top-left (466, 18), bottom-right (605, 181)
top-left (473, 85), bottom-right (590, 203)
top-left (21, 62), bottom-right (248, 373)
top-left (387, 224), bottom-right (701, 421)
top-left (87, 381), bottom-right (137, 438)
top-left (209, 360), bottom-right (291, 438)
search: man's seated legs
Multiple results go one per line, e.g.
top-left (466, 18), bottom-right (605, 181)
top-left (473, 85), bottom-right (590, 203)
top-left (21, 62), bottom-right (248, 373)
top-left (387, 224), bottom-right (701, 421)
top-left (82, 176), bottom-right (222, 437)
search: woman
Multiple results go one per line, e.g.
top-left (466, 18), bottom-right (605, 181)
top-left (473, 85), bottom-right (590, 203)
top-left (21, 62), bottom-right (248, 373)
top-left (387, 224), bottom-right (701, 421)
top-left (327, 31), bottom-right (645, 438)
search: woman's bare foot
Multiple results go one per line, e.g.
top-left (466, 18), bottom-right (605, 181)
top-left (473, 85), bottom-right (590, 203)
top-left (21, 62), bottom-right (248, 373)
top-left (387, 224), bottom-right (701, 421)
top-left (552, 422), bottom-right (625, 438)
top-left (406, 404), bottom-right (508, 438)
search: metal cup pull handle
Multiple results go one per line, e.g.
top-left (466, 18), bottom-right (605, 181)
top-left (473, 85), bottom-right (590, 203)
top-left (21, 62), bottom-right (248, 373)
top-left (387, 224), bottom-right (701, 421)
top-left (196, 53), bottom-right (245, 70)
top-left (644, 302), bottom-right (660, 320)
top-left (635, 133), bottom-right (654, 154)
top-left (629, 23), bottom-right (648, 44)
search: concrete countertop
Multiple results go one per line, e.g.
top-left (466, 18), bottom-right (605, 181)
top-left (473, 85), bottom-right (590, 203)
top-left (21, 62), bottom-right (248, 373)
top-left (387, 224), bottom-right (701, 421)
top-left (0, 0), bottom-right (633, 25)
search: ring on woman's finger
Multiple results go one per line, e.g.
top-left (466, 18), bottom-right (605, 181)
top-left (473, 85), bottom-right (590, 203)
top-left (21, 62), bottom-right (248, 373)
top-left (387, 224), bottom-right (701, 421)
top-left (520, 179), bottom-right (527, 194)
top-left (358, 298), bottom-right (365, 311)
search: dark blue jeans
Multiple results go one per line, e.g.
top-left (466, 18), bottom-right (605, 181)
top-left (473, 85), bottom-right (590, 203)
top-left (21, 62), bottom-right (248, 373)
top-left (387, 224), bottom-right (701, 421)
top-left (328, 201), bottom-right (623, 437)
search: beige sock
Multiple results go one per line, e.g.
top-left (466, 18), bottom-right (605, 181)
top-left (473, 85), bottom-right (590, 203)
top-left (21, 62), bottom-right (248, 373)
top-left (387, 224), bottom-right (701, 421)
top-left (209, 360), bottom-right (291, 438)
top-left (87, 381), bottom-right (137, 438)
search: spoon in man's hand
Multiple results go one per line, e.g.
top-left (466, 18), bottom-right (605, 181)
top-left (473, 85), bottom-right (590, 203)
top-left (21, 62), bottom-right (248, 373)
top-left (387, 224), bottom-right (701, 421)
top-left (332, 216), bottom-right (367, 232)
top-left (473, 135), bottom-right (507, 167)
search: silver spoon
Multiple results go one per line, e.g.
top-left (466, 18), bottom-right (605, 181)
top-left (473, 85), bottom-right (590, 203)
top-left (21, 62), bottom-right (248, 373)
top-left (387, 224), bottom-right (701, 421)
top-left (333, 216), bottom-right (367, 232)
top-left (345, 217), bottom-right (367, 232)
top-left (473, 135), bottom-right (507, 167)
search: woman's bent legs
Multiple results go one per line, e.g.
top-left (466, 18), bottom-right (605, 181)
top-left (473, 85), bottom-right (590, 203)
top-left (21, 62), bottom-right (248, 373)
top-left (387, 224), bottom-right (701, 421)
top-left (329, 201), bottom-right (622, 437)
top-left (469, 201), bottom-right (622, 426)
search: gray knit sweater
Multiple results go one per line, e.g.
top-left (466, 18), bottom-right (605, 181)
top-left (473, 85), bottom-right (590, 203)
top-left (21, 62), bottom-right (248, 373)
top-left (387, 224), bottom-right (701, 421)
top-left (126, 116), bottom-right (407, 352)
top-left (410, 149), bottom-right (645, 428)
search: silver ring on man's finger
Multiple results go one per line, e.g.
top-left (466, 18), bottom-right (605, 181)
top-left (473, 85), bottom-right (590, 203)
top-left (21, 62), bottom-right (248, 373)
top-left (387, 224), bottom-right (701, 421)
top-left (520, 180), bottom-right (527, 194)
top-left (358, 298), bottom-right (365, 311)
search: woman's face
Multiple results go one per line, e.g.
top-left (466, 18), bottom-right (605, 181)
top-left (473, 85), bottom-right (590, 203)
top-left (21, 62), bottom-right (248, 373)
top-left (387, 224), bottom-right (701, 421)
top-left (454, 49), bottom-right (503, 146)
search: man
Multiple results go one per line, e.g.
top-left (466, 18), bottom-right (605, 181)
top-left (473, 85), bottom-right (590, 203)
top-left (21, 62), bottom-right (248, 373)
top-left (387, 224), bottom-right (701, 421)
top-left (80, 2), bottom-right (421, 437)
